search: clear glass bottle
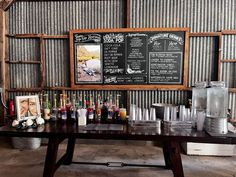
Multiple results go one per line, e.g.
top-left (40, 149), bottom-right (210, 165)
top-left (57, 94), bottom-right (63, 120)
top-left (50, 94), bottom-right (58, 121)
top-left (61, 94), bottom-right (67, 121)
top-left (70, 94), bottom-right (76, 123)
top-left (43, 94), bottom-right (50, 121)
top-left (107, 94), bottom-right (114, 123)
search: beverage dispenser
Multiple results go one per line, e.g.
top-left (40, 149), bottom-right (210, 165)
top-left (191, 82), bottom-right (207, 128)
top-left (206, 81), bottom-right (228, 134)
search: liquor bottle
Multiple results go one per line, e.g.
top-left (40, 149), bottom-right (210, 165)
top-left (95, 94), bottom-right (102, 123)
top-left (61, 94), bottom-right (67, 122)
top-left (43, 94), bottom-right (50, 121)
top-left (83, 94), bottom-right (87, 109)
top-left (50, 94), bottom-right (58, 121)
top-left (107, 94), bottom-right (114, 123)
top-left (57, 94), bottom-right (63, 120)
top-left (70, 94), bottom-right (76, 123)
top-left (101, 99), bottom-right (108, 123)
top-left (87, 94), bottom-right (94, 124)
top-left (114, 94), bottom-right (121, 122)
top-left (65, 95), bottom-right (72, 120)
top-left (40, 93), bottom-right (43, 116)
top-left (79, 93), bottom-right (83, 109)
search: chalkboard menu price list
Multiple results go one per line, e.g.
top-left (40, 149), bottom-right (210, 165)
top-left (70, 28), bottom-right (187, 87)
top-left (148, 32), bottom-right (185, 84)
top-left (149, 52), bottom-right (182, 84)
top-left (126, 34), bottom-right (147, 75)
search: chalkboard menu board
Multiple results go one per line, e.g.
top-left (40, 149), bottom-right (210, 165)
top-left (69, 28), bottom-right (189, 90)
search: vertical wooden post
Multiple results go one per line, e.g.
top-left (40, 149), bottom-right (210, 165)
top-left (217, 33), bottom-right (222, 81)
top-left (40, 35), bottom-right (46, 88)
top-left (124, 0), bottom-right (130, 28)
top-left (0, 9), bottom-right (6, 124)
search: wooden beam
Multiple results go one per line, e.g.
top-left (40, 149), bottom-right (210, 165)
top-left (124, 0), bottom-right (130, 28)
top-left (5, 60), bottom-right (41, 64)
top-left (0, 9), bottom-right (6, 124)
top-left (189, 32), bottom-right (221, 37)
top-left (220, 59), bottom-right (236, 63)
top-left (7, 34), bottom-right (69, 39)
top-left (218, 33), bottom-right (222, 81)
top-left (222, 30), bottom-right (236, 35)
top-left (6, 88), bottom-right (42, 92)
top-left (0, 0), bottom-right (14, 11)
top-left (40, 36), bottom-right (45, 88)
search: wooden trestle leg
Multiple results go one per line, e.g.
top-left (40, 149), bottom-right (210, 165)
top-left (63, 137), bottom-right (76, 165)
top-left (162, 141), bottom-right (184, 177)
top-left (43, 137), bottom-right (61, 177)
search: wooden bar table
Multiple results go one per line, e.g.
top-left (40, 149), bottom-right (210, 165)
top-left (0, 122), bottom-right (234, 177)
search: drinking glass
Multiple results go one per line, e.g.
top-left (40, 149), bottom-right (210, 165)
top-left (179, 105), bottom-right (186, 121)
top-left (150, 108), bottom-right (156, 121)
top-left (164, 106), bottom-right (170, 121)
top-left (196, 110), bottom-right (206, 131)
top-left (120, 108), bottom-right (127, 121)
top-left (137, 107), bottom-right (142, 121)
top-left (170, 106), bottom-right (177, 121)
top-left (142, 108), bottom-right (149, 121)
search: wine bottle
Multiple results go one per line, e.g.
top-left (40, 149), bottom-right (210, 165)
top-left (87, 94), bottom-right (94, 124)
top-left (95, 94), bottom-right (101, 123)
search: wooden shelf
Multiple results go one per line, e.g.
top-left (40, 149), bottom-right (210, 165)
top-left (222, 30), bottom-right (236, 35)
top-left (189, 32), bottom-right (221, 37)
top-left (7, 34), bottom-right (69, 39)
top-left (221, 60), bottom-right (236, 63)
top-left (7, 88), bottom-right (42, 92)
top-left (5, 60), bottom-right (41, 64)
top-left (229, 88), bottom-right (236, 93)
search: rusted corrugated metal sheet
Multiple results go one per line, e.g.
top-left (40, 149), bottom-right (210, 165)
top-left (129, 90), bottom-right (189, 109)
top-left (130, 0), bottom-right (236, 32)
top-left (6, 0), bottom-right (236, 118)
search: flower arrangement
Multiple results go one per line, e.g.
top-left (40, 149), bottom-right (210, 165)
top-left (12, 114), bottom-right (45, 130)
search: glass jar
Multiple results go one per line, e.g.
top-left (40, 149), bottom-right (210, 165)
top-left (207, 81), bottom-right (228, 118)
top-left (191, 82), bottom-right (207, 128)
top-left (192, 81), bottom-right (207, 110)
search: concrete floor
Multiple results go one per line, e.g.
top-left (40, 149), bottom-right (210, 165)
top-left (0, 139), bottom-right (236, 177)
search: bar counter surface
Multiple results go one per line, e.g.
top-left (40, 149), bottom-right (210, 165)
top-left (0, 121), bottom-right (234, 177)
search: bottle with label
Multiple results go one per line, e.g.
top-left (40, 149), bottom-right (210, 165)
top-left (69, 94), bottom-right (76, 123)
top-left (43, 94), bottom-right (50, 121)
top-left (61, 94), bottom-right (67, 122)
top-left (114, 94), bottom-right (121, 122)
top-left (95, 94), bottom-right (102, 123)
top-left (65, 95), bottom-right (72, 120)
top-left (107, 94), bottom-right (114, 123)
top-left (50, 94), bottom-right (58, 121)
top-left (87, 94), bottom-right (94, 124)
top-left (57, 94), bottom-right (63, 120)
top-left (40, 93), bottom-right (43, 116)
top-left (101, 99), bottom-right (108, 123)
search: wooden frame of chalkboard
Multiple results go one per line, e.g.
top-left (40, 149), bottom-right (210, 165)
top-left (69, 28), bottom-right (189, 90)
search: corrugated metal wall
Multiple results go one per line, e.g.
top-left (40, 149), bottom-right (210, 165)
top-left (129, 0), bottom-right (236, 117)
top-left (7, 0), bottom-right (236, 118)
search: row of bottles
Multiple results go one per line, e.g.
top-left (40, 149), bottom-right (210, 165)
top-left (39, 93), bottom-right (125, 124)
